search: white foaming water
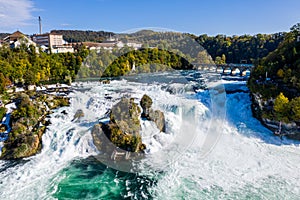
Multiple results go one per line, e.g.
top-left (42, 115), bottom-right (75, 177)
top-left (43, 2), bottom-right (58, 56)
top-left (0, 74), bottom-right (208, 199)
top-left (150, 80), bottom-right (300, 199)
top-left (0, 73), bottom-right (299, 199)
top-left (0, 96), bottom-right (97, 199)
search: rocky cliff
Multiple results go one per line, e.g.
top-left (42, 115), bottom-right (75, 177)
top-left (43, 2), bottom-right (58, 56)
top-left (251, 93), bottom-right (300, 140)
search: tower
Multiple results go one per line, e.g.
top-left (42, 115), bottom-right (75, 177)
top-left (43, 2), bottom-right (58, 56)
top-left (38, 16), bottom-right (42, 34)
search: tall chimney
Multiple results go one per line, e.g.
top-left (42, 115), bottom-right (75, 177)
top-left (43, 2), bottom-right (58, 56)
top-left (38, 16), bottom-right (42, 34)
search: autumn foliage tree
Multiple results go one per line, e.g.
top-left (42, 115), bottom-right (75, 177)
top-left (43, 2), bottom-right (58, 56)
top-left (274, 92), bottom-right (289, 122)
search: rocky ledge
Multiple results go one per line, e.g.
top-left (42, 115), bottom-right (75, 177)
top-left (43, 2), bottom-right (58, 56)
top-left (251, 93), bottom-right (300, 140)
top-left (91, 94), bottom-right (165, 157)
top-left (0, 92), bottom-right (69, 159)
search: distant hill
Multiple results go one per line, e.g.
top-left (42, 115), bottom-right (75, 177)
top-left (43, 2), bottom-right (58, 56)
top-left (196, 33), bottom-right (285, 64)
top-left (50, 30), bottom-right (115, 43)
top-left (119, 30), bottom-right (285, 64)
top-left (1, 29), bottom-right (285, 64)
top-left (249, 25), bottom-right (300, 98)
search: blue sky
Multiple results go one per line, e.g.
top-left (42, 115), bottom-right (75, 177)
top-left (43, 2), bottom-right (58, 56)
top-left (0, 0), bottom-right (299, 36)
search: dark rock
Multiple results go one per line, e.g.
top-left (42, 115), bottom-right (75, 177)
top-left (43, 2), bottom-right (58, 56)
top-left (92, 97), bottom-right (144, 153)
top-left (100, 79), bottom-right (110, 84)
top-left (61, 110), bottom-right (68, 115)
top-left (110, 97), bottom-right (141, 135)
top-left (149, 109), bottom-right (166, 132)
top-left (140, 94), bottom-right (166, 132)
top-left (286, 132), bottom-right (300, 140)
top-left (140, 94), bottom-right (153, 119)
top-left (72, 109), bottom-right (84, 122)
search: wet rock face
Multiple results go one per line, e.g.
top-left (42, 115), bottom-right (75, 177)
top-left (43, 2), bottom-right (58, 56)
top-left (92, 94), bottom-right (166, 155)
top-left (140, 94), bottom-right (166, 132)
top-left (92, 97), bottom-right (144, 153)
top-left (110, 98), bottom-right (141, 136)
top-left (1, 92), bottom-right (70, 160)
top-left (251, 93), bottom-right (300, 139)
top-left (149, 109), bottom-right (166, 132)
top-left (72, 109), bottom-right (84, 122)
top-left (140, 94), bottom-right (153, 119)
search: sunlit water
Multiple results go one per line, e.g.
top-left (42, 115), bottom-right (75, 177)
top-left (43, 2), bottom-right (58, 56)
top-left (0, 71), bottom-right (299, 200)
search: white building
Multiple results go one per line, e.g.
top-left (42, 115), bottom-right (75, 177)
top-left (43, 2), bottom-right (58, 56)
top-left (32, 33), bottom-right (74, 53)
top-left (115, 40), bottom-right (142, 50)
top-left (51, 45), bottom-right (74, 53)
top-left (4, 31), bottom-right (37, 49)
top-left (80, 38), bottom-right (142, 52)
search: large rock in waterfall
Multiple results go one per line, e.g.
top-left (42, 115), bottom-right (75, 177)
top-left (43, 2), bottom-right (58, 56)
top-left (72, 109), bottom-right (84, 122)
top-left (140, 94), bottom-right (153, 119)
top-left (91, 94), bottom-right (166, 155)
top-left (140, 94), bottom-right (166, 132)
top-left (92, 97), bottom-right (145, 153)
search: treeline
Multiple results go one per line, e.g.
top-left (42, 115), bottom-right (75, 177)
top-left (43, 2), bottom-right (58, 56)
top-left (249, 24), bottom-right (300, 98)
top-left (121, 30), bottom-right (284, 64)
top-left (120, 31), bottom-right (202, 60)
top-left (196, 33), bottom-right (284, 64)
top-left (50, 30), bottom-right (115, 43)
top-left (41, 29), bottom-right (287, 65)
top-left (78, 47), bottom-right (193, 78)
top-left (0, 43), bottom-right (88, 93)
top-left (248, 24), bottom-right (300, 123)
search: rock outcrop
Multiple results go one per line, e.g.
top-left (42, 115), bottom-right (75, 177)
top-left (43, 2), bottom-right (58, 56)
top-left (92, 94), bottom-right (166, 155)
top-left (72, 109), bottom-right (84, 122)
top-left (251, 93), bottom-right (300, 139)
top-left (148, 109), bottom-right (166, 132)
top-left (92, 97), bottom-right (145, 153)
top-left (140, 94), bottom-right (166, 132)
top-left (140, 94), bottom-right (153, 119)
top-left (1, 92), bottom-right (70, 160)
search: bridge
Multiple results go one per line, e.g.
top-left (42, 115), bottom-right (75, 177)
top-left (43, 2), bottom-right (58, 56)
top-left (192, 63), bottom-right (254, 76)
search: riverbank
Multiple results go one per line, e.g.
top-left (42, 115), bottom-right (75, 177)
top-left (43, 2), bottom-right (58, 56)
top-left (0, 87), bottom-right (70, 159)
top-left (250, 92), bottom-right (300, 140)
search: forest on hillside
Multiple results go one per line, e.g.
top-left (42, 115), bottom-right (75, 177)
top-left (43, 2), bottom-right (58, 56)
top-left (50, 30), bottom-right (115, 43)
top-left (0, 44), bottom-right (88, 93)
top-left (78, 47), bottom-right (193, 78)
top-left (248, 24), bottom-right (300, 123)
top-left (46, 29), bottom-right (285, 64)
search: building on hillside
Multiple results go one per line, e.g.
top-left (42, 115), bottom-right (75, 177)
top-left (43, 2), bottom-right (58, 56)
top-left (125, 41), bottom-right (142, 49)
top-left (115, 38), bottom-right (142, 49)
top-left (32, 33), bottom-right (64, 47)
top-left (32, 33), bottom-right (74, 53)
top-left (78, 38), bottom-right (142, 52)
top-left (3, 31), bottom-right (36, 49)
top-left (75, 41), bottom-right (117, 52)
top-left (51, 44), bottom-right (74, 53)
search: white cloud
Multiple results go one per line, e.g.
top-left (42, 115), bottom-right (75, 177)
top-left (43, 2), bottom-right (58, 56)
top-left (61, 23), bottom-right (71, 27)
top-left (0, 0), bottom-right (34, 31)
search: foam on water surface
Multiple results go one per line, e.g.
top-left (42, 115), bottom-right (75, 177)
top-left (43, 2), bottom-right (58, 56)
top-left (0, 71), bottom-right (299, 199)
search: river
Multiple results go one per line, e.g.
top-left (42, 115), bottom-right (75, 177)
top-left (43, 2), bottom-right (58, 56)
top-left (0, 71), bottom-right (299, 199)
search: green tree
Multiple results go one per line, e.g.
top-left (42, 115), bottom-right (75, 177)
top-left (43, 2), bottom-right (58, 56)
top-left (274, 92), bottom-right (289, 121)
top-left (277, 69), bottom-right (284, 78)
top-left (0, 73), bottom-right (7, 94)
top-left (290, 97), bottom-right (300, 121)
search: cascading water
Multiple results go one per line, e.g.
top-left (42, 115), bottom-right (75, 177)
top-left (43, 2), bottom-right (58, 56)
top-left (0, 71), bottom-right (299, 199)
